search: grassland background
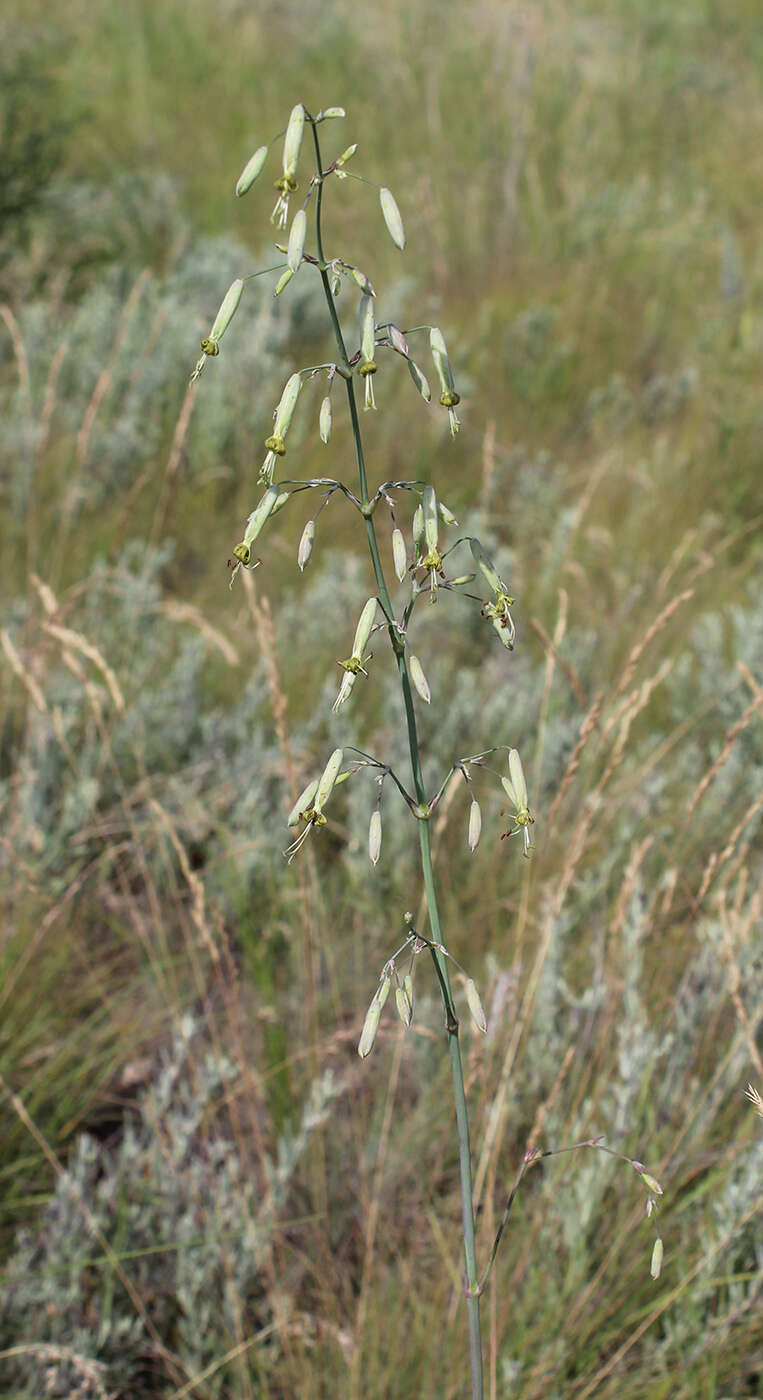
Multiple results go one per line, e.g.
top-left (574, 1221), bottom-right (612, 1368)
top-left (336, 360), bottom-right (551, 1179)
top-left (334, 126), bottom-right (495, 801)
top-left (0, 0), bottom-right (761, 1396)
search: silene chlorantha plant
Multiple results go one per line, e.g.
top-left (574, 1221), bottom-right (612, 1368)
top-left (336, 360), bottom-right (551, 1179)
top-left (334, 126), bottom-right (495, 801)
top-left (191, 103), bottom-right (665, 1399)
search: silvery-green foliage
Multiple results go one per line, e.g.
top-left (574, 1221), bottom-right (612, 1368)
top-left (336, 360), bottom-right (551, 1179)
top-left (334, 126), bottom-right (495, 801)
top-left (0, 1017), bottom-right (344, 1398)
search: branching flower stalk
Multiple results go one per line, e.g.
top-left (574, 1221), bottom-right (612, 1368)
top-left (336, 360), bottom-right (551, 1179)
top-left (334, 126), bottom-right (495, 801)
top-left (191, 103), bottom-right (663, 1397)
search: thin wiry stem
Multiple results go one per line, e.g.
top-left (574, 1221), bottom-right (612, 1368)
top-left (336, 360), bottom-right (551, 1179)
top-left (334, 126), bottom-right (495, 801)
top-left (309, 113), bottom-right (483, 1398)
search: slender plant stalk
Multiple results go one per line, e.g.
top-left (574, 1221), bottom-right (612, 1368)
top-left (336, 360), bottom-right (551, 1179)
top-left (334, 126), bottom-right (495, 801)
top-left (310, 117), bottom-right (484, 1398)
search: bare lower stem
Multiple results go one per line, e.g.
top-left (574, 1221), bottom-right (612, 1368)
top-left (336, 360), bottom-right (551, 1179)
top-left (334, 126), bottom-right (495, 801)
top-left (309, 114), bottom-right (483, 1398)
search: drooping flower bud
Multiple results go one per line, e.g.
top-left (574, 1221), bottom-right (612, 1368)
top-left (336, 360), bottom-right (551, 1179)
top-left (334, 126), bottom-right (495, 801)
top-left (438, 500), bottom-right (458, 526)
top-left (470, 538), bottom-right (505, 596)
top-left (320, 106), bottom-right (346, 120)
top-left (408, 359), bottom-right (432, 403)
top-left (351, 267), bottom-right (375, 296)
top-left (465, 979), bottom-right (487, 1033)
top-left (392, 527), bottom-right (408, 582)
top-left (379, 187), bottom-right (406, 250)
top-left (650, 1238), bottom-right (664, 1280)
top-left (287, 778), bottom-right (320, 827)
top-left (409, 654), bottom-right (431, 705)
top-left (287, 208), bottom-right (306, 273)
top-left (319, 395), bottom-right (332, 444)
top-left (403, 973), bottom-right (414, 1010)
top-left (236, 146), bottom-right (268, 197)
top-left (395, 983), bottom-right (412, 1027)
top-left (274, 267), bottom-right (294, 297)
top-left (297, 519), bottom-right (315, 572)
top-left (368, 809), bottom-right (382, 866)
top-left (468, 800), bottom-right (482, 852)
top-left (271, 490), bottom-right (290, 515)
top-left (358, 1001), bottom-right (381, 1059)
top-left (388, 324), bottom-right (409, 357)
top-left (412, 505), bottom-right (425, 553)
top-left (336, 143), bottom-right (358, 167)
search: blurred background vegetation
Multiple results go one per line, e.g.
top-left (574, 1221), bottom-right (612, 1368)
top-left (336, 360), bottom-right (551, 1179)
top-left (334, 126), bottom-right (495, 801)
top-left (0, 0), bottom-right (761, 1396)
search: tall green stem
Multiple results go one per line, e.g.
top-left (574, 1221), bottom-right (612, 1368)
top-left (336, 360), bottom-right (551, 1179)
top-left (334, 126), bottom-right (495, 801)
top-left (310, 116), bottom-right (483, 1397)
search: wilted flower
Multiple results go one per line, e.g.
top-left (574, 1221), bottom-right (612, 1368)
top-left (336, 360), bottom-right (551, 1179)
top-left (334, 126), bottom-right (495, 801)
top-left (332, 597), bottom-right (378, 712)
top-left (430, 326), bottom-right (460, 436)
top-left (284, 748), bottom-right (344, 860)
top-left (260, 372), bottom-right (302, 483)
top-left (500, 748), bottom-right (535, 855)
top-left (191, 279), bottom-right (244, 381)
top-left (358, 292), bottom-right (377, 409)
top-left (272, 103), bottom-right (305, 227)
top-left (470, 538), bottom-right (516, 649)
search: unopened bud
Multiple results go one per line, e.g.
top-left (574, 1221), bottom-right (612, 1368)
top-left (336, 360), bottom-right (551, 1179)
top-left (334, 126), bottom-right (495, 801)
top-left (351, 267), bottom-right (375, 296)
top-left (408, 358), bottom-right (431, 403)
top-left (392, 528), bottom-right (408, 582)
top-left (379, 187), bottom-right (406, 250)
top-left (412, 504), bottom-right (425, 552)
top-left (274, 267), bottom-right (294, 296)
top-left (438, 501), bottom-right (458, 526)
top-left (404, 973), bottom-right (413, 1009)
top-left (287, 778), bottom-right (319, 827)
top-left (236, 146), bottom-right (268, 197)
top-left (395, 984), bottom-right (412, 1027)
top-left (314, 747), bottom-right (343, 813)
top-left (321, 106), bottom-right (346, 120)
top-left (374, 975), bottom-right (391, 1009)
top-left (409, 654), bottom-right (431, 704)
top-left (298, 519), bottom-right (315, 572)
top-left (283, 104), bottom-right (305, 181)
top-left (637, 1170), bottom-right (664, 1198)
top-left (468, 800), bottom-right (482, 852)
top-left (287, 208), bottom-right (306, 273)
top-left (465, 979), bottom-right (487, 1033)
top-left (271, 490), bottom-right (290, 515)
top-left (208, 279), bottom-right (244, 344)
top-left (388, 324), bottom-right (409, 357)
top-left (358, 1001), bottom-right (382, 1058)
top-left (319, 395), bottom-right (332, 444)
top-left (650, 1238), bottom-right (664, 1280)
top-left (336, 143), bottom-right (358, 166)
top-left (369, 809), bottom-right (382, 866)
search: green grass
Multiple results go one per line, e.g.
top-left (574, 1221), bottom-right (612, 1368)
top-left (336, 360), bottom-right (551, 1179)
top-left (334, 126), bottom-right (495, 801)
top-left (0, 1), bottom-right (761, 1397)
